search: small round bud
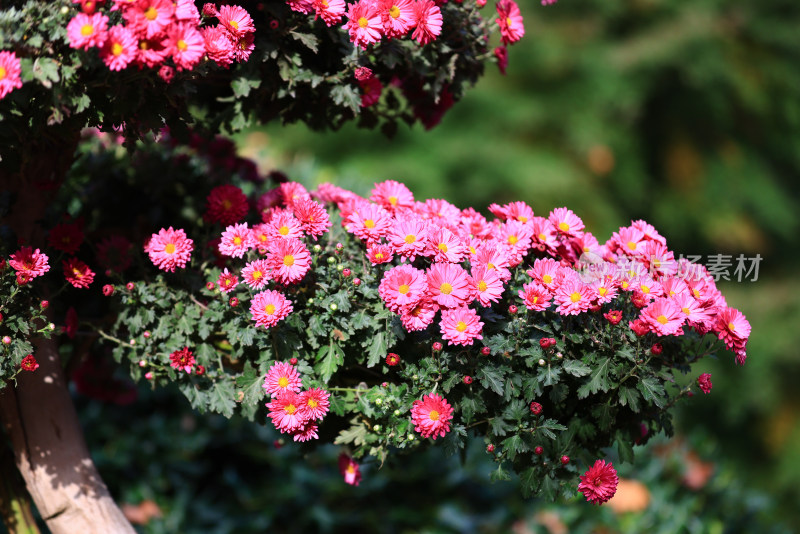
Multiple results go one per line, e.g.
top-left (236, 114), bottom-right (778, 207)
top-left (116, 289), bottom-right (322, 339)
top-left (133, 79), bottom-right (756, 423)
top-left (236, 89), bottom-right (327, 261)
top-left (329, 303), bottom-right (338, 311)
top-left (432, 342), bottom-right (443, 352)
top-left (336, 264), bottom-right (344, 271)
top-left (538, 359), bottom-right (546, 366)
top-left (126, 282), bottom-right (135, 291)
top-left (481, 346), bottom-right (491, 356)
top-left (508, 304), bottom-right (518, 314)
top-left (145, 372), bottom-right (154, 380)
top-left (289, 357), bottom-right (298, 365)
top-left (651, 343), bottom-right (663, 355)
top-left (463, 375), bottom-right (473, 385)
top-left (102, 284), bottom-right (115, 296)
top-left (229, 297), bottom-right (239, 307)
top-left (374, 398), bottom-right (383, 406)
top-left (407, 434), bottom-right (415, 441)
top-left (2, 336), bottom-right (11, 345)
top-left (353, 278), bottom-right (361, 286)
top-left (530, 402), bottom-right (543, 415)
top-left (40, 300), bottom-right (49, 309)
top-left (336, 243), bottom-right (343, 250)
top-left (381, 382), bottom-right (388, 388)
top-left (307, 298), bottom-right (315, 305)
top-left (534, 446), bottom-right (544, 455)
top-left (560, 455), bottom-right (570, 465)
top-left (48, 323), bottom-right (55, 331)
top-left (138, 360), bottom-right (148, 368)
top-left (393, 409), bottom-right (401, 416)
top-left (129, 339), bottom-right (136, 346)
top-left (342, 268), bottom-right (351, 277)
top-left (195, 365), bottom-right (206, 376)
top-left (556, 352), bottom-right (563, 359)
top-left (143, 331), bottom-right (151, 338)
top-left (373, 424), bottom-right (381, 432)
top-left (327, 256), bottom-right (336, 264)
top-left (269, 19), bottom-right (279, 30)
top-left (486, 444), bottom-right (495, 454)
top-left (313, 244), bottom-right (322, 253)
top-left (206, 282), bottom-right (215, 290)
top-left (412, 374), bottom-right (418, 381)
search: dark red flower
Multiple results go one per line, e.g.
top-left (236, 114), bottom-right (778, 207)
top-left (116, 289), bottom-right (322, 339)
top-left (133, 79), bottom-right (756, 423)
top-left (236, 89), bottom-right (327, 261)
top-left (20, 355), bottom-right (39, 371)
top-left (578, 459), bottom-right (619, 505)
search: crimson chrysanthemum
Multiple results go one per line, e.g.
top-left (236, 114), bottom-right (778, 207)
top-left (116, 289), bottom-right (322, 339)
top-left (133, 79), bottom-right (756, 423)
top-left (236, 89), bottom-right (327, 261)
top-left (250, 290), bottom-right (293, 329)
top-left (411, 393), bottom-right (453, 440)
top-left (0, 51), bottom-right (23, 100)
top-left (20, 355), bottom-right (39, 372)
top-left (440, 306), bottom-right (484, 346)
top-left (63, 257), bottom-right (95, 289)
top-left (144, 227), bottom-right (194, 272)
top-left (267, 238), bottom-right (311, 285)
top-left (292, 197), bottom-right (332, 240)
top-left (263, 361), bottom-right (303, 398)
top-left (169, 346), bottom-right (196, 373)
top-left (204, 184), bottom-right (249, 225)
top-left (697, 373), bottom-right (712, 394)
top-left (578, 460), bottom-right (619, 505)
top-left (9, 246), bottom-right (50, 282)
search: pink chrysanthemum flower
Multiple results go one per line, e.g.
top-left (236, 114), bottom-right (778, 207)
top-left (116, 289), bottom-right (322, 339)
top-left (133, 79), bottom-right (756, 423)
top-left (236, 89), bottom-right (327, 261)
top-left (519, 282), bottom-right (552, 312)
top-left (135, 35), bottom-right (169, 68)
top-left (422, 198), bottom-right (461, 222)
top-left (495, 0), bottom-right (524, 45)
top-left (671, 293), bottom-right (712, 326)
top-left (166, 22), bottom-right (205, 70)
top-left (411, 393), bottom-right (453, 440)
top-left (267, 391), bottom-right (304, 432)
top-left (426, 226), bottom-right (467, 263)
top-left (291, 420), bottom-right (320, 442)
top-left (63, 257), bottom-right (95, 289)
top-left (265, 209), bottom-right (304, 241)
top-left (697, 373), bottom-right (712, 394)
top-left (314, 0), bottom-right (346, 26)
top-left (204, 184), bottom-right (248, 225)
top-left (0, 51), bottom-right (24, 100)
top-left (292, 197), bottom-right (332, 240)
top-left (641, 241), bottom-right (677, 278)
top-left (379, 264), bottom-right (426, 312)
top-left (169, 346), bottom-right (196, 373)
top-left (217, 4), bottom-right (255, 38)
top-left (589, 278), bottom-right (618, 305)
top-left (218, 223), bottom-right (254, 258)
top-left (380, 0), bottom-right (415, 38)
top-left (202, 26), bottom-right (236, 68)
top-left (660, 276), bottom-right (690, 298)
top-left (578, 460), bottom-right (619, 505)
top-left (367, 242), bottom-right (394, 265)
top-left (67, 12), bottom-right (109, 50)
top-left (460, 208), bottom-right (493, 240)
top-left (387, 214), bottom-right (429, 261)
top-left (475, 243), bottom-right (512, 282)
top-left (346, 0), bottom-right (383, 49)
top-left (426, 263), bottom-right (472, 309)
top-left (631, 219), bottom-right (667, 246)
top-left (471, 264), bottom-right (504, 307)
top-left (124, 0), bottom-right (174, 38)
top-left (279, 182), bottom-right (311, 207)
top-left (144, 227), bottom-right (194, 272)
top-left (267, 238), bottom-right (311, 285)
top-left (242, 259), bottom-right (270, 290)
top-left (175, 0), bottom-right (201, 20)
top-left (216, 268), bottom-right (239, 293)
top-left (412, 0), bottom-right (442, 45)
top-left (346, 201), bottom-right (392, 243)
top-left (489, 200), bottom-right (535, 223)
top-left (250, 289), bottom-right (293, 328)
top-left (97, 235), bottom-right (133, 273)
top-left (553, 277), bottom-right (593, 315)
top-left (298, 388), bottom-right (330, 421)
top-left (549, 207), bottom-right (585, 238)
top-left (263, 361), bottom-right (303, 397)
top-left (640, 298), bottom-right (685, 336)
top-left (100, 24), bottom-right (137, 71)
top-left (399, 298), bottom-right (437, 332)
top-left (48, 220), bottom-right (84, 254)
top-left (288, 0), bottom-right (315, 14)
top-left (530, 216), bottom-right (558, 253)
top-left (611, 226), bottom-right (646, 256)
top-left (251, 223), bottom-right (271, 254)
top-left (370, 180), bottom-right (414, 213)
top-left (715, 307), bottom-right (751, 349)
top-left (339, 454), bottom-right (362, 486)
top-left (440, 306), bottom-right (484, 346)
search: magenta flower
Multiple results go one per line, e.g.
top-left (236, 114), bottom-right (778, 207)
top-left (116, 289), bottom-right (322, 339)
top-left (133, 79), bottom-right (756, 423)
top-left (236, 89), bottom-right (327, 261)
top-left (263, 361), bottom-right (303, 398)
top-left (426, 262), bottom-right (472, 309)
top-left (218, 222), bottom-right (254, 258)
top-left (144, 227), bottom-right (193, 272)
top-left (250, 290), bottom-right (293, 329)
top-left (640, 298), bottom-right (685, 336)
top-left (9, 246), bottom-right (50, 281)
top-left (67, 12), bottom-right (109, 50)
top-left (379, 264), bottom-right (426, 312)
top-left (471, 264), bottom-right (504, 307)
top-left (0, 51), bottom-right (23, 100)
top-left (267, 237), bottom-right (311, 285)
top-left (578, 460), bottom-right (619, 505)
top-left (440, 306), bottom-right (484, 346)
top-left (411, 393), bottom-right (453, 440)
top-left (338, 454), bottom-right (362, 486)
top-left (63, 257), bottom-right (95, 289)
top-left (697, 373), bottom-right (713, 394)
top-left (241, 259), bottom-right (270, 290)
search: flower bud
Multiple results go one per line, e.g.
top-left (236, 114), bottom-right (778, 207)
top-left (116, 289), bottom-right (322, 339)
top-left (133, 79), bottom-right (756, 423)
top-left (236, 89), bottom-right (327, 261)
top-left (229, 297), bottom-right (239, 307)
top-left (143, 331), bottom-right (151, 338)
top-left (40, 300), bottom-right (49, 309)
top-left (538, 359), bottom-right (546, 366)
top-left (534, 446), bottom-right (544, 455)
top-left (126, 282), bottom-right (135, 291)
top-left (327, 256), bottom-right (336, 264)
top-left (432, 342), bottom-right (443, 352)
top-left (342, 268), bottom-right (351, 277)
top-left (206, 282), bottom-right (215, 290)
top-left (486, 444), bottom-right (495, 453)
top-left (313, 244), bottom-right (322, 253)
top-left (353, 278), bottom-right (361, 286)
top-left (330, 303), bottom-right (338, 311)
top-left (336, 264), bottom-right (344, 271)
top-left (138, 360), bottom-right (147, 367)
top-left (480, 346), bottom-right (491, 356)
top-left (560, 455), bottom-right (570, 465)
top-left (463, 375), bottom-right (473, 384)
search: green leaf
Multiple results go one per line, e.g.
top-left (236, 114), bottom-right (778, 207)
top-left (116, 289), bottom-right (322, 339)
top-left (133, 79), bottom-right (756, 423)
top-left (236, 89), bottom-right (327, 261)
top-left (538, 365), bottom-right (561, 387)
top-left (519, 467), bottom-right (538, 498)
top-left (617, 433), bottom-right (635, 464)
top-left (209, 380), bottom-right (236, 418)
top-left (460, 395), bottom-right (486, 422)
top-left (501, 434), bottom-right (528, 461)
top-left (442, 424), bottom-right (467, 456)
top-left (289, 30), bottom-right (319, 53)
top-left (577, 357), bottom-right (612, 398)
top-left (365, 330), bottom-right (388, 368)
top-left (637, 376), bottom-right (666, 409)
top-left (562, 359), bottom-right (592, 377)
top-left (538, 419), bottom-right (567, 440)
top-left (238, 327), bottom-right (256, 347)
top-left (31, 57), bottom-right (59, 88)
top-left (334, 419), bottom-right (368, 447)
top-left (489, 463), bottom-right (511, 482)
top-left (315, 340), bottom-right (344, 383)
top-left (477, 366), bottom-right (505, 396)
top-left (330, 85), bottom-right (361, 114)
top-left (490, 417), bottom-right (512, 437)
top-left (618, 386), bottom-right (641, 412)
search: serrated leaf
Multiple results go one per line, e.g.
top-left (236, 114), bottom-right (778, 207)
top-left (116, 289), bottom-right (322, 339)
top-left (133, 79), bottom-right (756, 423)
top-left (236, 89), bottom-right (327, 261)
top-left (618, 386), bottom-right (641, 412)
top-left (538, 365), bottom-right (561, 387)
top-left (289, 30), bottom-right (319, 53)
top-left (365, 330), bottom-right (388, 368)
top-left (490, 416), bottom-right (511, 437)
top-left (238, 327), bottom-right (256, 347)
top-left (489, 463), bottom-right (511, 482)
top-left (209, 380), bottom-right (236, 418)
top-left (477, 366), bottom-right (505, 396)
top-left (617, 432), bottom-right (635, 464)
top-left (577, 357), bottom-right (612, 398)
top-left (315, 340), bottom-right (344, 383)
top-left (519, 467), bottom-right (538, 498)
top-left (442, 424), bottom-right (467, 456)
top-left (637, 376), bottom-right (666, 408)
top-left (562, 359), bottom-right (591, 377)
top-left (330, 85), bottom-right (361, 114)
top-left (460, 395), bottom-right (486, 422)
top-left (32, 57), bottom-right (59, 88)
top-left (334, 420), bottom-right (367, 446)
top-left (538, 418), bottom-right (567, 440)
top-left (501, 434), bottom-right (528, 461)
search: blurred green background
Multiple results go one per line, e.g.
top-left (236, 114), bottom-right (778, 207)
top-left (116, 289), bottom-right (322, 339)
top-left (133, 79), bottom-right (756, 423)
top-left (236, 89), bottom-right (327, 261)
top-left (22, 0), bottom-right (799, 532)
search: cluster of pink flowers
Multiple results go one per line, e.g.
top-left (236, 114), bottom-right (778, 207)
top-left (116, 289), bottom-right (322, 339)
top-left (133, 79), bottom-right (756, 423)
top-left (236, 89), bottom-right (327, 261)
top-left (66, 0), bottom-right (254, 76)
top-left (0, 51), bottom-right (23, 101)
top-left (263, 361), bottom-right (330, 442)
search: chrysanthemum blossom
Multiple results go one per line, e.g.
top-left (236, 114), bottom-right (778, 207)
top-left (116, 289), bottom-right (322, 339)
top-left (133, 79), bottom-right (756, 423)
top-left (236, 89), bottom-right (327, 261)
top-left (426, 226), bottom-right (468, 263)
top-left (100, 24), bottom-right (137, 71)
top-left (144, 227), bottom-right (194, 272)
top-left (291, 420), bottom-right (320, 442)
top-left (216, 268), bottom-right (239, 293)
top-left (519, 282), bottom-right (552, 311)
top-left (380, 0), bottom-right (415, 38)
top-left (218, 223), bottom-right (254, 258)
top-left (578, 460), bottom-right (619, 505)
top-left (346, 0), bottom-right (383, 49)
top-left (471, 264), bottom-right (504, 307)
top-left (380, 265), bottom-right (426, 311)
top-left (411, 393), bottom-right (453, 440)
top-left (715, 307), bottom-right (751, 348)
top-left (359, 76), bottom-right (383, 108)
top-left (339, 454), bottom-right (362, 486)
top-left (370, 179), bottom-right (415, 212)
top-left (387, 214), bottom-right (429, 260)
top-left (204, 184), bottom-right (248, 225)
top-left (346, 201), bottom-right (392, 243)
top-left (475, 243), bottom-right (512, 282)
top-left (63, 257), bottom-right (95, 289)
top-left (48, 220), bottom-right (84, 254)
top-left (640, 298), bottom-right (685, 336)
top-left (399, 298), bottom-right (437, 332)
top-left (218, 4), bottom-right (255, 37)
top-left (553, 278), bottom-right (593, 316)
top-left (697, 373), bottom-right (712, 394)
top-left (202, 26), bottom-right (236, 68)
top-left (298, 388), bottom-right (330, 420)
top-left (250, 289), bottom-right (293, 328)
top-left (495, 0), bottom-right (524, 46)
top-left (263, 361), bottom-right (303, 397)
top-left (10, 247), bottom-right (50, 282)
top-left (267, 391), bottom-right (304, 432)
top-left (314, 0), bottom-right (346, 26)
top-left (549, 207), bottom-right (584, 238)
top-left (412, 0), bottom-right (442, 45)
top-left (20, 355), bottom-right (39, 372)
top-left (426, 263), bottom-right (473, 309)
top-left (265, 209), bottom-right (304, 240)
top-left (67, 12), bottom-right (109, 50)
top-left (267, 238), bottom-right (311, 285)
top-left (292, 197), bottom-right (332, 240)
top-left (169, 346), bottom-right (196, 373)
top-left (440, 306), bottom-right (484, 346)
top-left (241, 259), bottom-right (270, 289)
top-left (251, 223), bottom-right (271, 254)
top-left (0, 51), bottom-right (24, 100)
top-left (124, 0), bottom-right (174, 38)
top-left (135, 35), bottom-right (170, 68)
top-left (166, 22), bottom-right (205, 70)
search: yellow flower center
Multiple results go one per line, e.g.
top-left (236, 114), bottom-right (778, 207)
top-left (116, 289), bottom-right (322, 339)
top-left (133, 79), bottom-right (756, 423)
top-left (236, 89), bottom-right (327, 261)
top-left (375, 252), bottom-right (384, 260)
top-left (139, 40), bottom-right (149, 50)
top-left (693, 289), bottom-right (701, 297)
top-left (641, 285), bottom-right (650, 294)
top-left (599, 287), bottom-right (608, 296)
top-left (508, 235), bottom-right (518, 245)
top-left (229, 19), bottom-right (239, 29)
top-left (518, 216), bottom-right (528, 223)
top-left (278, 376), bottom-right (289, 388)
top-left (177, 39), bottom-right (188, 51)
top-left (72, 268), bottom-right (83, 277)
top-left (283, 255), bottom-right (295, 267)
top-left (265, 304), bottom-right (276, 315)
top-left (389, 196), bottom-right (398, 205)
top-left (429, 410), bottom-right (440, 421)
top-left (278, 225), bottom-right (290, 236)
top-left (438, 243), bottom-right (448, 253)
top-left (308, 398), bottom-right (318, 408)
top-left (728, 322), bottom-right (735, 332)
top-left (81, 24), bottom-right (94, 36)
top-left (533, 296), bottom-right (539, 304)
top-left (164, 243), bottom-right (176, 254)
top-left (285, 404), bottom-right (297, 415)
top-left (538, 233), bottom-right (547, 241)
top-left (0, 67), bottom-right (5, 80)
top-left (456, 321), bottom-right (467, 332)
top-left (346, 464), bottom-right (355, 474)
top-left (622, 281), bottom-right (630, 290)
top-left (358, 16), bottom-right (369, 28)
top-left (440, 283), bottom-right (453, 295)
top-left (682, 307), bottom-right (691, 315)
top-left (627, 241), bottom-right (637, 251)
top-left (657, 315), bottom-right (668, 325)
top-left (233, 236), bottom-right (242, 245)
top-left (398, 284), bottom-right (410, 295)
top-left (112, 42), bottom-right (124, 56)
top-left (145, 6), bottom-right (158, 20)
top-left (558, 222), bottom-right (570, 232)
top-left (252, 270), bottom-right (263, 280)
top-left (506, 16), bottom-right (513, 27)
top-left (405, 234), bottom-right (416, 244)
top-left (364, 219), bottom-right (375, 229)
top-left (389, 5), bottom-right (400, 18)
top-left (478, 281), bottom-right (488, 292)
top-left (570, 292), bottom-right (581, 303)
top-left (543, 274), bottom-right (552, 284)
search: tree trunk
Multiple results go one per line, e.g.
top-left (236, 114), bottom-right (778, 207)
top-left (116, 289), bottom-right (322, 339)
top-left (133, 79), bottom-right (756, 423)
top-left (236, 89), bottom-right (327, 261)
top-left (0, 135), bottom-right (135, 533)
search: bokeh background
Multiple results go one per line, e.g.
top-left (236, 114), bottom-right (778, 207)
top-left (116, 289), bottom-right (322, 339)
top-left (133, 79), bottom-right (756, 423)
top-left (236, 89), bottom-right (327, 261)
top-left (37, 0), bottom-right (800, 532)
